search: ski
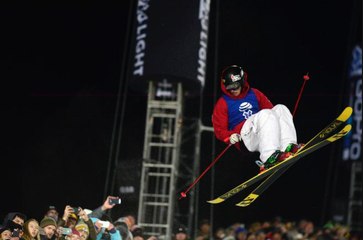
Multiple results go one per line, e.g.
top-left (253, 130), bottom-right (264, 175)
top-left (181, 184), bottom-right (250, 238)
top-left (207, 124), bottom-right (352, 205)
top-left (235, 106), bottom-right (353, 207)
top-left (236, 106), bottom-right (352, 207)
top-left (236, 125), bottom-right (352, 207)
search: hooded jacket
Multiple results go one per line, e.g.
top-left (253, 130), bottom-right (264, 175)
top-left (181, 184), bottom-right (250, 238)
top-left (212, 77), bottom-right (273, 143)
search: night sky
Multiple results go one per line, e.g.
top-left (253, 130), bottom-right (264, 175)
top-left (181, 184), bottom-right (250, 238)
top-left (2, 1), bottom-right (360, 230)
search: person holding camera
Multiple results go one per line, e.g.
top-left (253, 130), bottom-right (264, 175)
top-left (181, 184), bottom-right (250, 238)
top-left (88, 196), bottom-right (121, 220)
top-left (57, 206), bottom-right (79, 230)
top-left (74, 209), bottom-right (97, 240)
top-left (90, 218), bottom-right (121, 240)
top-left (57, 206), bottom-right (96, 240)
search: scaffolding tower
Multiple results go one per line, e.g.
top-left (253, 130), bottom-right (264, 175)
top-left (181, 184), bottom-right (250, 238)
top-left (137, 81), bottom-right (183, 239)
top-left (347, 161), bottom-right (363, 231)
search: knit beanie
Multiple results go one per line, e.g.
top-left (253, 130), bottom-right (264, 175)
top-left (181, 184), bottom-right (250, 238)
top-left (75, 221), bottom-right (89, 234)
top-left (40, 217), bottom-right (57, 228)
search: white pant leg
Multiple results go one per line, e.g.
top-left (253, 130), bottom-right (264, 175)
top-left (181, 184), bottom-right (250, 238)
top-left (272, 104), bottom-right (297, 151)
top-left (241, 109), bottom-right (281, 162)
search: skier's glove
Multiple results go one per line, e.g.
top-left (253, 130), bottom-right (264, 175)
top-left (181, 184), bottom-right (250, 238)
top-left (229, 133), bottom-right (242, 144)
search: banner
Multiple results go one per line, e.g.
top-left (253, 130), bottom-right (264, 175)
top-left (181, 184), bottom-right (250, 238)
top-left (128, 0), bottom-right (211, 95)
top-left (342, 45), bottom-right (362, 161)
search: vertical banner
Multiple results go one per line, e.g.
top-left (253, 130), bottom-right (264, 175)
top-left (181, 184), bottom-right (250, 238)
top-left (342, 45), bottom-right (362, 161)
top-left (129, 0), bottom-right (211, 95)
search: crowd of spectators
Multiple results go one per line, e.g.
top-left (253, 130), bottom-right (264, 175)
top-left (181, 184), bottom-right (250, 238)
top-left (0, 197), bottom-right (361, 240)
top-left (192, 217), bottom-right (361, 240)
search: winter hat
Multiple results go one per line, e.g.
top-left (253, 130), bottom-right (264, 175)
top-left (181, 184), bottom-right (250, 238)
top-left (3, 212), bottom-right (27, 226)
top-left (75, 221), bottom-right (89, 234)
top-left (0, 225), bottom-right (11, 235)
top-left (175, 225), bottom-right (187, 234)
top-left (68, 213), bottom-right (78, 221)
top-left (40, 217), bottom-right (57, 228)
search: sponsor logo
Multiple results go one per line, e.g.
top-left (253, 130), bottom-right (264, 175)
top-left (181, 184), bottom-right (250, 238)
top-left (133, 0), bottom-right (150, 76)
top-left (343, 45), bottom-right (362, 161)
top-left (319, 122), bottom-right (341, 138)
top-left (197, 0), bottom-right (211, 87)
top-left (239, 102), bottom-right (253, 119)
top-left (231, 74), bottom-right (241, 82)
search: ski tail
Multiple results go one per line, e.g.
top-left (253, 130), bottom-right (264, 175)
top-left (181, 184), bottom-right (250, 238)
top-left (235, 124), bottom-right (352, 207)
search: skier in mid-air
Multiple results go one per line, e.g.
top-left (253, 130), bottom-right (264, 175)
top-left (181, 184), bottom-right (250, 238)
top-left (212, 65), bottom-right (304, 171)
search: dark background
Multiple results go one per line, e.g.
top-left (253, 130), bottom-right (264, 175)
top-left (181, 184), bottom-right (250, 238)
top-left (2, 1), bottom-right (360, 230)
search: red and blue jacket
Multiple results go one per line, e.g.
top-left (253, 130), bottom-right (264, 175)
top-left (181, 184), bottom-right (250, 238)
top-left (212, 79), bottom-right (273, 143)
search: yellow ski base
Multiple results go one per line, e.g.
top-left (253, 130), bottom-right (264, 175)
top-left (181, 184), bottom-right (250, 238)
top-left (337, 106), bottom-right (352, 121)
top-left (207, 198), bottom-right (225, 204)
top-left (236, 193), bottom-right (259, 207)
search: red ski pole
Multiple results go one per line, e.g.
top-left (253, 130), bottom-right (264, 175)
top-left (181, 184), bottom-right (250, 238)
top-left (293, 72), bottom-right (310, 117)
top-left (179, 143), bottom-right (233, 200)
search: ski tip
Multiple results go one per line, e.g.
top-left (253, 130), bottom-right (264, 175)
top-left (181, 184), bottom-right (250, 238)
top-left (235, 193), bottom-right (259, 207)
top-left (338, 107), bottom-right (353, 121)
top-left (207, 198), bottom-right (225, 204)
top-left (327, 124), bottom-right (352, 142)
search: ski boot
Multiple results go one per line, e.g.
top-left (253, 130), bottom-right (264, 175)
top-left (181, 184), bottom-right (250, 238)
top-left (284, 143), bottom-right (305, 154)
top-left (259, 150), bottom-right (292, 173)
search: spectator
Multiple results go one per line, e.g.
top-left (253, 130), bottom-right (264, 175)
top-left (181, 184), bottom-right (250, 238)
top-left (335, 225), bottom-right (349, 240)
top-left (44, 207), bottom-right (59, 223)
top-left (235, 226), bottom-right (248, 240)
top-left (58, 206), bottom-right (78, 229)
top-left (3, 213), bottom-right (27, 228)
top-left (91, 218), bottom-right (121, 240)
top-left (224, 225), bottom-right (237, 240)
top-left (66, 229), bottom-right (81, 240)
top-left (123, 216), bottom-right (136, 232)
top-left (247, 233), bottom-right (257, 240)
top-left (114, 218), bottom-right (132, 240)
top-left (174, 225), bottom-right (188, 240)
top-left (89, 197), bottom-right (119, 220)
top-left (302, 221), bottom-right (315, 239)
top-left (74, 221), bottom-right (88, 240)
top-left (255, 230), bottom-right (266, 240)
top-left (195, 219), bottom-right (210, 240)
top-left (39, 217), bottom-right (57, 240)
top-left (131, 225), bottom-right (144, 240)
top-left (3, 212), bottom-right (27, 238)
top-left (270, 231), bottom-right (283, 240)
top-left (22, 219), bottom-right (40, 240)
top-left (75, 208), bottom-right (97, 240)
top-left (0, 226), bottom-right (12, 240)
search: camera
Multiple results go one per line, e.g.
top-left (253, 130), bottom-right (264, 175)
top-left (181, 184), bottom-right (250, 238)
top-left (12, 229), bottom-right (20, 238)
top-left (98, 220), bottom-right (110, 228)
top-left (61, 228), bottom-right (72, 235)
top-left (72, 207), bottom-right (80, 214)
top-left (109, 198), bottom-right (121, 205)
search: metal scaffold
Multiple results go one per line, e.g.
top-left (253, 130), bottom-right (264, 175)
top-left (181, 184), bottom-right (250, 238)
top-left (137, 81), bottom-right (183, 239)
top-left (347, 161), bottom-right (362, 231)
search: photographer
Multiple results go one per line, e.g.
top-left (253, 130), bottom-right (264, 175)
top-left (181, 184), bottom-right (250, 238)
top-left (88, 196), bottom-right (120, 220)
top-left (57, 206), bottom-right (96, 240)
top-left (90, 218), bottom-right (121, 240)
top-left (58, 206), bottom-right (78, 229)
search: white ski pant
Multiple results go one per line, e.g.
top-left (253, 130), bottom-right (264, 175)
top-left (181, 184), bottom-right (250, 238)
top-left (240, 104), bottom-right (297, 163)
